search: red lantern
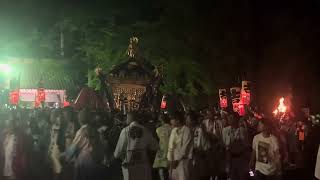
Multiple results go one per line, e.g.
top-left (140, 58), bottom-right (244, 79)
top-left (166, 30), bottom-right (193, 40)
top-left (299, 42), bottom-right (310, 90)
top-left (9, 90), bottom-right (19, 105)
top-left (160, 95), bottom-right (167, 109)
top-left (161, 101), bottom-right (167, 109)
top-left (220, 98), bottom-right (228, 108)
top-left (38, 88), bottom-right (45, 102)
top-left (241, 91), bottom-right (250, 105)
top-left (230, 87), bottom-right (241, 112)
top-left (238, 103), bottom-right (245, 116)
top-left (219, 89), bottom-right (228, 108)
top-left (241, 81), bottom-right (251, 105)
top-left (232, 103), bottom-right (239, 112)
top-left (63, 101), bottom-right (70, 107)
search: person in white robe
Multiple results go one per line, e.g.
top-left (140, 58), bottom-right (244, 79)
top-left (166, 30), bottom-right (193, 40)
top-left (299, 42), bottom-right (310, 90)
top-left (114, 112), bottom-right (158, 180)
top-left (187, 112), bottom-right (210, 180)
top-left (65, 109), bottom-right (102, 180)
top-left (167, 111), bottom-right (193, 180)
top-left (315, 145), bottom-right (320, 179)
top-left (223, 113), bottom-right (249, 180)
top-left (0, 114), bottom-right (28, 180)
top-left (203, 112), bottom-right (225, 179)
top-left (48, 115), bottom-right (63, 179)
top-left (153, 114), bottom-right (172, 180)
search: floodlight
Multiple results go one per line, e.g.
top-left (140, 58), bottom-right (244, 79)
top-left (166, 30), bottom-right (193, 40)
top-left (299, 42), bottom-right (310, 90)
top-left (0, 64), bottom-right (12, 73)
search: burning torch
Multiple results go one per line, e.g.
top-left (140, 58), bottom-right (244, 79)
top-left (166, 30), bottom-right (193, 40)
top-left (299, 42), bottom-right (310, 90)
top-left (273, 97), bottom-right (287, 121)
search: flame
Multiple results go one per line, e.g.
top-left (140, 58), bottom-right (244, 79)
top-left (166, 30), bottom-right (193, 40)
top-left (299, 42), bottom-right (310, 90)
top-left (273, 97), bottom-right (287, 115)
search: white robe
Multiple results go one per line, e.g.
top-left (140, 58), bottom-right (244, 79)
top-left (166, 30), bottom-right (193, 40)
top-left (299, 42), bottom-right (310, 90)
top-left (48, 123), bottom-right (62, 174)
top-left (114, 121), bottom-right (158, 180)
top-left (315, 145), bottom-right (320, 179)
top-left (167, 126), bottom-right (193, 180)
top-left (3, 133), bottom-right (16, 178)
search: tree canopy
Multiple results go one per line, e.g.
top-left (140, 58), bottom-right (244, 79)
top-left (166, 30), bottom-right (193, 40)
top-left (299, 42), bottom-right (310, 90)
top-left (3, 0), bottom-right (319, 108)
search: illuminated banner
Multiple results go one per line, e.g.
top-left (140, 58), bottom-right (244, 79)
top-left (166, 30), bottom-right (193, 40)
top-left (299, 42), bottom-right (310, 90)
top-left (219, 89), bottom-right (228, 108)
top-left (230, 87), bottom-right (241, 112)
top-left (241, 81), bottom-right (251, 105)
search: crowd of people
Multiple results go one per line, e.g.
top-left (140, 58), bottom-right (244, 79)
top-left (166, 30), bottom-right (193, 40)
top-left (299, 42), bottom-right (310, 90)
top-left (0, 105), bottom-right (318, 180)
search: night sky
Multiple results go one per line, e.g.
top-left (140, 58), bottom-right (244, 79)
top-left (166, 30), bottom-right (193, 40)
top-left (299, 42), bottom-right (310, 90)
top-left (1, 0), bottom-right (320, 111)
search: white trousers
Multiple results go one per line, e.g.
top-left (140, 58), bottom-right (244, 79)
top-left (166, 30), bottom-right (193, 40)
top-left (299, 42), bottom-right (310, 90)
top-left (170, 159), bottom-right (191, 180)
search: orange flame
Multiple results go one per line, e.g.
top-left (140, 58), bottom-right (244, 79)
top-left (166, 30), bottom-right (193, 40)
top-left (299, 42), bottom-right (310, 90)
top-left (273, 97), bottom-right (287, 115)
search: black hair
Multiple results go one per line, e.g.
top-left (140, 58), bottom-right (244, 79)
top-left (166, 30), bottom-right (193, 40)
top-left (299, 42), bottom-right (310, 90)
top-left (78, 109), bottom-right (89, 125)
top-left (160, 113), bottom-right (170, 124)
top-left (62, 106), bottom-right (73, 113)
top-left (231, 112), bottom-right (240, 121)
top-left (259, 118), bottom-right (273, 130)
top-left (171, 111), bottom-right (185, 124)
top-left (186, 111), bottom-right (198, 124)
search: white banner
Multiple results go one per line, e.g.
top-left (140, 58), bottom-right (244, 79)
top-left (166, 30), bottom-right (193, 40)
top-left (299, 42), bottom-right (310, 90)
top-left (19, 89), bottom-right (65, 103)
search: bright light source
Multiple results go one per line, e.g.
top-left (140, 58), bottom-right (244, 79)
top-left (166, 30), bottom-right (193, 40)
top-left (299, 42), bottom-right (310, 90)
top-left (0, 64), bottom-right (12, 73)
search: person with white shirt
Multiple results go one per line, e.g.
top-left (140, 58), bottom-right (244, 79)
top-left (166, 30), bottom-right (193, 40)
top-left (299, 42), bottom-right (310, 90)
top-left (315, 145), bottom-right (320, 179)
top-left (250, 118), bottom-right (281, 180)
top-left (3, 127), bottom-right (17, 180)
top-left (153, 114), bottom-right (172, 180)
top-left (48, 111), bottom-right (64, 180)
top-left (65, 109), bottom-right (103, 180)
top-left (222, 113), bottom-right (249, 180)
top-left (114, 112), bottom-right (158, 180)
top-left (203, 111), bottom-right (226, 180)
top-left (167, 111), bottom-right (193, 180)
top-left (0, 113), bottom-right (28, 180)
top-left (187, 112), bottom-right (210, 180)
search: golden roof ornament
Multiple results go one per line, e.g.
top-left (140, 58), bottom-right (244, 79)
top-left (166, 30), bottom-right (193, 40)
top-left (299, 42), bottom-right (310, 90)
top-left (127, 37), bottom-right (139, 59)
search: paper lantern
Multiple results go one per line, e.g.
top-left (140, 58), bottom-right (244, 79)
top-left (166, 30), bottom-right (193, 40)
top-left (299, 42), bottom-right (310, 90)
top-left (220, 98), bottom-right (228, 108)
top-left (241, 81), bottom-right (251, 93)
top-left (9, 90), bottom-right (19, 105)
top-left (238, 103), bottom-right (245, 116)
top-left (160, 95), bottom-right (167, 109)
top-left (241, 91), bottom-right (250, 105)
top-left (38, 88), bottom-right (46, 102)
top-left (161, 101), bottom-right (167, 109)
top-left (63, 101), bottom-right (70, 107)
top-left (230, 87), bottom-right (241, 112)
top-left (241, 81), bottom-right (251, 105)
top-left (219, 89), bottom-right (228, 108)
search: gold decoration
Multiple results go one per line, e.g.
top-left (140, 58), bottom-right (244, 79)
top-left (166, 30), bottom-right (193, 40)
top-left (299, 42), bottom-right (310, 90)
top-left (127, 37), bottom-right (139, 58)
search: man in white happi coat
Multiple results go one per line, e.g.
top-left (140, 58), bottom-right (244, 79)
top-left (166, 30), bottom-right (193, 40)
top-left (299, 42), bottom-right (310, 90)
top-left (114, 112), bottom-right (158, 180)
top-left (167, 111), bottom-right (193, 180)
top-left (48, 112), bottom-right (63, 180)
top-left (315, 145), bottom-right (320, 179)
